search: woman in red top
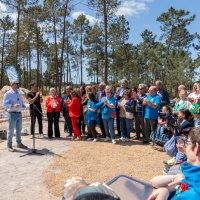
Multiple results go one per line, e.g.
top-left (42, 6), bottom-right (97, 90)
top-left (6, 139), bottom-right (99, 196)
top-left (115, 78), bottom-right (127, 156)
top-left (66, 90), bottom-right (81, 140)
top-left (46, 88), bottom-right (61, 138)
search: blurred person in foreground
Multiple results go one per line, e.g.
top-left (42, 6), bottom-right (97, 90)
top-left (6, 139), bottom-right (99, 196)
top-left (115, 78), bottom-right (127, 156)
top-left (148, 127), bottom-right (200, 200)
top-left (3, 80), bottom-right (28, 152)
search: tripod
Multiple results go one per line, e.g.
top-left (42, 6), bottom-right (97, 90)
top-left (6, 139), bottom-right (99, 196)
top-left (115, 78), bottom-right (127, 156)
top-left (20, 104), bottom-right (44, 157)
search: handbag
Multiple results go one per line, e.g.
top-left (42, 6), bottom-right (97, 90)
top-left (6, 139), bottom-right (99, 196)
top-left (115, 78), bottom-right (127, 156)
top-left (164, 135), bottom-right (177, 157)
top-left (125, 112), bottom-right (133, 119)
top-left (110, 112), bottom-right (116, 119)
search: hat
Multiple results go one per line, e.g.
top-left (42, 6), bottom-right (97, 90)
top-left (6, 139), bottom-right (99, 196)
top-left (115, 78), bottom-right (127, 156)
top-left (190, 103), bottom-right (200, 114)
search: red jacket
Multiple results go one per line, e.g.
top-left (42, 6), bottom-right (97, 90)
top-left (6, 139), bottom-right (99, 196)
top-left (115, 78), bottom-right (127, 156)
top-left (66, 97), bottom-right (81, 117)
top-left (46, 95), bottom-right (61, 113)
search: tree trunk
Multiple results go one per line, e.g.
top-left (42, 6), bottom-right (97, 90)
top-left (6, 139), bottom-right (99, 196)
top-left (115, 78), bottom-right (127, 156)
top-left (15, 6), bottom-right (20, 68)
top-left (53, 13), bottom-right (59, 92)
top-left (60, 0), bottom-right (69, 93)
top-left (0, 32), bottom-right (5, 88)
top-left (80, 25), bottom-right (83, 85)
top-left (103, 0), bottom-right (108, 84)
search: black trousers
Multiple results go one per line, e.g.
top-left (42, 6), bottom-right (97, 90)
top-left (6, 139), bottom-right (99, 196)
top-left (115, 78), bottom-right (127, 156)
top-left (79, 115), bottom-right (86, 134)
top-left (47, 112), bottom-right (60, 138)
top-left (30, 110), bottom-right (43, 135)
top-left (63, 112), bottom-right (73, 135)
top-left (87, 120), bottom-right (98, 139)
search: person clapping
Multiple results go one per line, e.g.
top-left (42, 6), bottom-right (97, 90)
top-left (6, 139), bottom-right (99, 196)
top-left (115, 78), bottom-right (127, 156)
top-left (46, 88), bottom-right (61, 139)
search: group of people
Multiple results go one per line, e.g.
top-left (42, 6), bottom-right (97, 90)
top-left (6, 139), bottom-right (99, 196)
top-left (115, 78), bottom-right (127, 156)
top-left (2, 78), bottom-right (200, 199)
top-left (2, 78), bottom-right (200, 151)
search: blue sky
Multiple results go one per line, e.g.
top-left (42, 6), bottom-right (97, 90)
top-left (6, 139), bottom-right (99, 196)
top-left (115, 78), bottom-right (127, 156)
top-left (72, 0), bottom-right (200, 57)
top-left (1, 0), bottom-right (200, 82)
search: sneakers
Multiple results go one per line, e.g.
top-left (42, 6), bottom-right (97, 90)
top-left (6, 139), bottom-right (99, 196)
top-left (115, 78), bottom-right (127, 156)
top-left (125, 138), bottom-right (130, 142)
top-left (74, 137), bottom-right (80, 141)
top-left (7, 146), bottom-right (14, 152)
top-left (39, 134), bottom-right (44, 138)
top-left (93, 138), bottom-right (98, 142)
top-left (119, 137), bottom-right (125, 142)
top-left (17, 143), bottom-right (28, 149)
top-left (87, 138), bottom-right (93, 141)
top-left (112, 139), bottom-right (116, 144)
top-left (104, 137), bottom-right (111, 142)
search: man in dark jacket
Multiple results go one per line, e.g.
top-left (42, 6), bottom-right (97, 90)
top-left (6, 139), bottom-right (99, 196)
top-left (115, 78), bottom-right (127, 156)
top-left (155, 80), bottom-right (170, 108)
top-left (61, 86), bottom-right (72, 136)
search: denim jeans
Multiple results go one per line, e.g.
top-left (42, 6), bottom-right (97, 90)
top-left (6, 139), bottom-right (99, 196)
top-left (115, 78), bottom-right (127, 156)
top-left (103, 118), bottom-right (115, 139)
top-left (155, 125), bottom-right (165, 140)
top-left (120, 118), bottom-right (127, 138)
top-left (126, 118), bottom-right (133, 139)
top-left (120, 118), bottom-right (132, 139)
top-left (7, 112), bottom-right (22, 147)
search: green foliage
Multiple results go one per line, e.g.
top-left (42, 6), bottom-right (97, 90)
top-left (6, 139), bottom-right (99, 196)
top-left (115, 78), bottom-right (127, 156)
top-left (0, 2), bottom-right (199, 94)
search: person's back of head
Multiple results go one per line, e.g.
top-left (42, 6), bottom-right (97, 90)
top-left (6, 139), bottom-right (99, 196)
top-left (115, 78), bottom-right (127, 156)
top-left (75, 193), bottom-right (120, 200)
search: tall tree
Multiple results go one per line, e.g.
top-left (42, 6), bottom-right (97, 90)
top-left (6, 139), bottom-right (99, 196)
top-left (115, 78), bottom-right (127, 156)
top-left (85, 24), bottom-right (104, 83)
top-left (72, 14), bottom-right (90, 84)
top-left (157, 7), bottom-right (196, 88)
top-left (88, 0), bottom-right (121, 84)
top-left (0, 15), bottom-right (14, 88)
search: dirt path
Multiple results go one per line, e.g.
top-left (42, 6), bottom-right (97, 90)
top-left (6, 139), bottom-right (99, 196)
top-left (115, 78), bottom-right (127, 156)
top-left (0, 120), bottom-right (69, 200)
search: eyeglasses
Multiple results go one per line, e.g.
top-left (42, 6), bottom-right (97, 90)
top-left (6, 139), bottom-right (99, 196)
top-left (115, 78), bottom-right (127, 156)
top-left (185, 140), bottom-right (192, 147)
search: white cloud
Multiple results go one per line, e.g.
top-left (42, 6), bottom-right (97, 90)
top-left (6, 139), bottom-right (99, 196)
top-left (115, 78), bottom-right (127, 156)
top-left (116, 0), bottom-right (154, 16)
top-left (72, 11), bottom-right (100, 25)
top-left (0, 2), bottom-right (7, 12)
top-left (0, 2), bottom-right (17, 23)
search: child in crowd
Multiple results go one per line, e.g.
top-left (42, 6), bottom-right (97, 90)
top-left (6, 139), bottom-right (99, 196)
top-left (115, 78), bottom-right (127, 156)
top-left (154, 105), bottom-right (172, 145)
top-left (164, 109), bottom-right (192, 173)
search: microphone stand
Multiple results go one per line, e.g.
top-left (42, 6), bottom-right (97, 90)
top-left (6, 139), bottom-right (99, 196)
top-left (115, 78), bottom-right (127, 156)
top-left (20, 103), bottom-right (44, 157)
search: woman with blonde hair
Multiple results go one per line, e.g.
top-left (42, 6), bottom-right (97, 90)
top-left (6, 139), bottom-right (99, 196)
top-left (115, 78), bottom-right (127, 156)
top-left (46, 88), bottom-right (61, 139)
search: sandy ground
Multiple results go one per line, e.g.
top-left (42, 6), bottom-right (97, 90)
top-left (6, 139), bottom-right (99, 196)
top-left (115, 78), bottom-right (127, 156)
top-left (0, 117), bottom-right (169, 200)
top-left (0, 119), bottom-right (69, 200)
top-left (43, 137), bottom-right (168, 198)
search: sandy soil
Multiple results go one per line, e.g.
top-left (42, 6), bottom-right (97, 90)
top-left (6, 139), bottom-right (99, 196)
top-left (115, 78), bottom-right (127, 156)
top-left (43, 136), bottom-right (168, 198)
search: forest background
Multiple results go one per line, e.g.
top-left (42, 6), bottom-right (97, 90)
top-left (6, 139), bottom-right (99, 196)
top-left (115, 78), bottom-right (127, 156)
top-left (0, 0), bottom-right (200, 96)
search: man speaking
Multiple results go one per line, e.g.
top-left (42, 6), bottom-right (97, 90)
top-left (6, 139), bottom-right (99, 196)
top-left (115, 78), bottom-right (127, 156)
top-left (27, 81), bottom-right (43, 138)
